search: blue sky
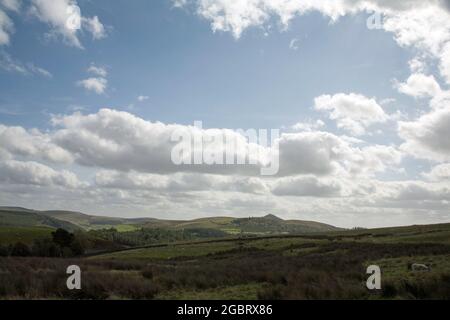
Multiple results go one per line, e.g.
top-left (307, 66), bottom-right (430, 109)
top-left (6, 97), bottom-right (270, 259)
top-left (0, 0), bottom-right (449, 228)
top-left (1, 1), bottom-right (411, 129)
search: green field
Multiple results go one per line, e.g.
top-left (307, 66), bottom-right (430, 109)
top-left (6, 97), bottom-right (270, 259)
top-left (94, 241), bottom-right (237, 260)
top-left (0, 226), bottom-right (53, 245)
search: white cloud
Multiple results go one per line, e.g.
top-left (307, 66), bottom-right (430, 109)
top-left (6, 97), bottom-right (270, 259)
top-left (0, 51), bottom-right (52, 77)
top-left (423, 163), bottom-right (450, 181)
top-left (399, 106), bottom-right (450, 162)
top-left (87, 64), bottom-right (107, 77)
top-left (408, 57), bottom-right (426, 73)
top-left (83, 16), bottom-right (106, 40)
top-left (430, 90), bottom-right (450, 110)
top-left (30, 0), bottom-right (107, 48)
top-left (1, 0), bottom-right (20, 12)
top-left (0, 50), bottom-right (25, 73)
top-left (347, 145), bottom-right (403, 176)
top-left (77, 77), bottom-right (107, 94)
top-left (176, 1), bottom-right (448, 38)
top-left (0, 9), bottom-right (13, 45)
top-left (0, 160), bottom-right (81, 188)
top-left (172, 0), bottom-right (188, 9)
top-left (382, 5), bottom-right (450, 84)
top-left (314, 93), bottom-right (388, 136)
top-left (277, 131), bottom-right (344, 176)
top-left (440, 42), bottom-right (450, 84)
top-left (388, 181), bottom-right (450, 202)
top-left (278, 131), bottom-right (401, 177)
top-left (396, 73), bottom-right (442, 98)
top-left (29, 109), bottom-right (396, 179)
top-left (137, 95), bottom-right (149, 102)
top-left (96, 170), bottom-right (269, 195)
top-left (291, 119), bottom-right (325, 131)
top-left (0, 0), bottom-right (21, 46)
top-left (27, 62), bottom-right (52, 77)
top-left (271, 175), bottom-right (342, 197)
top-left (78, 63), bottom-right (108, 94)
top-left (0, 124), bottom-right (73, 163)
top-left (50, 108), bottom-right (269, 176)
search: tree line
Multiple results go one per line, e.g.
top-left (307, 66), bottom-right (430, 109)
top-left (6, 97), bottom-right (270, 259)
top-left (0, 228), bottom-right (86, 257)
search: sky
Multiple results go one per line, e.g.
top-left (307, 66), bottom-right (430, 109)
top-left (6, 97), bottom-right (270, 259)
top-left (0, 0), bottom-right (449, 228)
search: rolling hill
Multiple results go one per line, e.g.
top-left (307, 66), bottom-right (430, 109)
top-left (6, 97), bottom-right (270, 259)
top-left (0, 207), bottom-right (80, 231)
top-left (0, 207), bottom-right (342, 235)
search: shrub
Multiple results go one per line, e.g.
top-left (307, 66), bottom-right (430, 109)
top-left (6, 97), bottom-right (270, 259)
top-left (11, 242), bottom-right (31, 257)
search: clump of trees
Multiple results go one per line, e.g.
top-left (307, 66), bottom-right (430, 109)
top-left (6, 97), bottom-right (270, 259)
top-left (0, 228), bottom-right (86, 258)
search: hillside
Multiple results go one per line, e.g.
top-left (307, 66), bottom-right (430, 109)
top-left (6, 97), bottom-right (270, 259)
top-left (0, 207), bottom-right (342, 235)
top-left (141, 214), bottom-right (341, 234)
top-left (0, 208), bottom-right (80, 231)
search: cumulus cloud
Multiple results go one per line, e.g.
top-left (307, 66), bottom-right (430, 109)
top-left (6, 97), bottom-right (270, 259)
top-left (176, 1), bottom-right (447, 38)
top-left (77, 77), bottom-right (107, 94)
top-left (0, 124), bottom-right (73, 163)
top-left (0, 160), bottom-right (82, 188)
top-left (399, 106), bottom-right (450, 161)
top-left (50, 108), bottom-right (270, 176)
top-left (271, 175), bottom-right (342, 197)
top-left (389, 181), bottom-right (450, 202)
top-left (423, 163), bottom-right (450, 181)
top-left (440, 42), bottom-right (450, 84)
top-left (396, 73), bottom-right (442, 98)
top-left (273, 130), bottom-right (400, 177)
top-left (408, 57), bottom-right (426, 73)
top-left (77, 63), bottom-right (108, 94)
top-left (96, 170), bottom-right (269, 195)
top-left (87, 64), bottom-right (107, 77)
top-left (83, 16), bottom-right (106, 40)
top-left (291, 119), bottom-right (325, 132)
top-left (314, 93), bottom-right (388, 136)
top-left (30, 0), bottom-right (107, 48)
top-left (3, 109), bottom-right (396, 180)
top-left (277, 131), bottom-right (345, 176)
top-left (347, 145), bottom-right (403, 176)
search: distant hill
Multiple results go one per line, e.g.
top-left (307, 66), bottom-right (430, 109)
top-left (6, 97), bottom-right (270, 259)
top-left (0, 208), bottom-right (80, 231)
top-left (0, 207), bottom-right (342, 235)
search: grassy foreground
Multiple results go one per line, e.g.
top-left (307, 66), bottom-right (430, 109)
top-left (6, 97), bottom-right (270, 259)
top-left (0, 222), bottom-right (449, 299)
